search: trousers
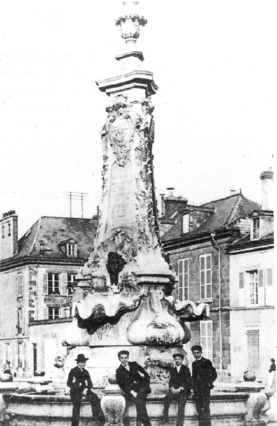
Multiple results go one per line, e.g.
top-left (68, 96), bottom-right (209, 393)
top-left (126, 385), bottom-right (151, 426)
top-left (194, 394), bottom-right (212, 426)
top-left (163, 390), bottom-right (187, 426)
top-left (70, 390), bottom-right (104, 426)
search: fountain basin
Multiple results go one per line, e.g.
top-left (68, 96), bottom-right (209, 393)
top-left (3, 391), bottom-right (251, 426)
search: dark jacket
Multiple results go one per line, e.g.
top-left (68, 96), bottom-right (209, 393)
top-left (168, 364), bottom-right (191, 397)
top-left (116, 361), bottom-right (151, 398)
top-left (67, 366), bottom-right (93, 396)
top-left (192, 357), bottom-right (217, 395)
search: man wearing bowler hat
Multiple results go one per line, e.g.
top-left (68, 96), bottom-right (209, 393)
top-left (160, 353), bottom-right (191, 426)
top-left (191, 345), bottom-right (217, 426)
top-left (67, 354), bottom-right (105, 426)
top-left (116, 350), bottom-right (152, 426)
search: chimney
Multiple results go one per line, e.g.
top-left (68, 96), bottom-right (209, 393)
top-left (167, 187), bottom-right (175, 197)
top-left (160, 194), bottom-right (165, 217)
top-left (260, 168), bottom-right (273, 210)
top-left (0, 210), bottom-right (18, 260)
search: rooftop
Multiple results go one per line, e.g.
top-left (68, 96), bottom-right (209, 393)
top-left (162, 192), bottom-right (260, 242)
top-left (0, 216), bottom-right (98, 268)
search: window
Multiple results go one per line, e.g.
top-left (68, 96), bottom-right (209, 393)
top-left (48, 273), bottom-right (60, 294)
top-left (17, 308), bottom-right (23, 334)
top-left (200, 321), bottom-right (213, 360)
top-left (252, 217), bottom-right (260, 240)
top-left (5, 343), bottom-right (10, 364)
top-left (2, 226), bottom-right (4, 238)
top-left (239, 269), bottom-right (273, 307)
top-left (67, 274), bottom-right (76, 295)
top-left (67, 243), bottom-right (77, 256)
top-left (8, 222), bottom-right (11, 236)
top-left (247, 329), bottom-right (259, 370)
top-left (247, 270), bottom-right (258, 305)
top-left (182, 214), bottom-right (190, 233)
top-left (200, 254), bottom-right (212, 299)
top-left (18, 342), bottom-right (25, 369)
top-left (17, 274), bottom-right (23, 297)
top-left (178, 259), bottom-right (189, 300)
top-left (48, 307), bottom-right (60, 320)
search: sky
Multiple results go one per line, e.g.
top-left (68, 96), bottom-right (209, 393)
top-left (0, 0), bottom-right (276, 238)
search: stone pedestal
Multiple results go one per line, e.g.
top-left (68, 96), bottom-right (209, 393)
top-left (101, 379), bottom-right (126, 426)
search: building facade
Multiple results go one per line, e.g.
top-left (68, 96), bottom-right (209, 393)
top-left (0, 213), bottom-right (97, 377)
top-left (228, 171), bottom-right (274, 382)
top-left (161, 170), bottom-right (274, 384)
top-left (161, 189), bottom-right (260, 382)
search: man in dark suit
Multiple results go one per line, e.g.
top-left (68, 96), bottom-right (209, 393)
top-left (160, 353), bottom-right (191, 426)
top-left (116, 350), bottom-right (152, 426)
top-left (191, 345), bottom-right (217, 426)
top-left (67, 354), bottom-right (105, 426)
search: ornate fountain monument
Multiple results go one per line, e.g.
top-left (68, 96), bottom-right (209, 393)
top-left (63, 0), bottom-right (208, 391)
top-left (2, 2), bottom-right (274, 426)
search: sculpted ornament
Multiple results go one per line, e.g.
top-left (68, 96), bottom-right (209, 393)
top-left (115, 3), bottom-right (147, 42)
top-left (73, 287), bottom-right (146, 335)
top-left (101, 95), bottom-right (136, 168)
top-left (164, 297), bottom-right (210, 321)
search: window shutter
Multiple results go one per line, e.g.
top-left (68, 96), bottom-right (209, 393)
top-left (10, 342), bottom-right (15, 368)
top-left (238, 272), bottom-right (245, 307)
top-left (21, 275), bottom-right (24, 297)
top-left (258, 270), bottom-right (263, 287)
top-left (247, 330), bottom-right (259, 370)
top-left (266, 269), bottom-right (273, 305)
top-left (43, 307), bottom-right (48, 320)
top-left (267, 269), bottom-right (273, 286)
top-left (258, 270), bottom-right (265, 306)
top-left (21, 308), bottom-right (25, 334)
top-left (239, 272), bottom-right (244, 289)
top-left (60, 273), bottom-right (68, 296)
top-left (42, 274), bottom-right (48, 295)
top-left (22, 342), bottom-right (26, 369)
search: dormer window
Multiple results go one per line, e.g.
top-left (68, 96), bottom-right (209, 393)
top-left (59, 238), bottom-right (78, 257)
top-left (252, 217), bottom-right (260, 240)
top-left (182, 214), bottom-right (190, 234)
top-left (67, 242), bottom-right (77, 256)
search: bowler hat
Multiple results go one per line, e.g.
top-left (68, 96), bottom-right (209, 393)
top-left (75, 354), bottom-right (89, 363)
top-left (173, 353), bottom-right (184, 359)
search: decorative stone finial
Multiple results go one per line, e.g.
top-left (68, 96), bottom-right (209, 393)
top-left (116, 1), bottom-right (147, 44)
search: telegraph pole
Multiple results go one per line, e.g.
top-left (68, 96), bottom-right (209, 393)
top-left (64, 192), bottom-right (88, 218)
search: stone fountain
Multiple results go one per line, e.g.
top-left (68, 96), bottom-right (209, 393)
top-left (2, 2), bottom-right (274, 425)
top-left (61, 0), bottom-right (209, 393)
